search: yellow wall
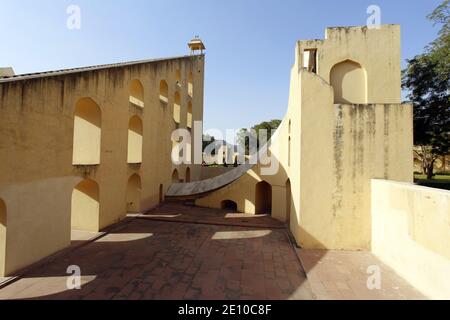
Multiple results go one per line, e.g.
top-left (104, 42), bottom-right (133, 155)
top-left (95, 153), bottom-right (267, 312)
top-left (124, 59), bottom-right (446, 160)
top-left (0, 198), bottom-right (6, 276)
top-left (372, 180), bottom-right (450, 299)
top-left (196, 25), bottom-right (412, 251)
top-left (0, 55), bottom-right (205, 276)
top-left (291, 26), bottom-right (411, 250)
top-left (298, 25), bottom-right (402, 104)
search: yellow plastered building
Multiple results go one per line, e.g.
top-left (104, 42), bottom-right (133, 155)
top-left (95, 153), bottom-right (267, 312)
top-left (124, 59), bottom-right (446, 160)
top-left (1, 26), bottom-right (449, 299)
top-left (0, 55), bottom-right (205, 276)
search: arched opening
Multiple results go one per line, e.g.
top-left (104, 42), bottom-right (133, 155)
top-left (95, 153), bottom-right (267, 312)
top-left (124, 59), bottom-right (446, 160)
top-left (128, 115), bottom-right (143, 164)
top-left (129, 79), bottom-right (144, 108)
top-left (286, 179), bottom-right (291, 225)
top-left (172, 169), bottom-right (179, 183)
top-left (187, 101), bottom-right (193, 129)
top-left (160, 80), bottom-right (169, 103)
top-left (330, 59), bottom-right (367, 104)
top-left (186, 167), bottom-right (191, 183)
top-left (159, 184), bottom-right (164, 204)
top-left (73, 97), bottom-right (101, 165)
top-left (126, 174), bottom-right (142, 213)
top-left (173, 92), bottom-right (181, 124)
top-left (175, 70), bottom-right (182, 85)
top-left (221, 200), bottom-right (238, 212)
top-left (255, 181), bottom-right (272, 214)
top-left (0, 198), bottom-right (7, 276)
top-left (188, 72), bottom-right (193, 97)
top-left (71, 179), bottom-right (99, 232)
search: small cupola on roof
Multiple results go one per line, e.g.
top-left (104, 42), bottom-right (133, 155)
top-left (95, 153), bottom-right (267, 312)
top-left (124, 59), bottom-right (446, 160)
top-left (188, 36), bottom-right (206, 55)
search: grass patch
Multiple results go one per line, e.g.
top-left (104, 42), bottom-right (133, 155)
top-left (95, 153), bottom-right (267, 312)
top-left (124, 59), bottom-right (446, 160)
top-left (414, 174), bottom-right (450, 191)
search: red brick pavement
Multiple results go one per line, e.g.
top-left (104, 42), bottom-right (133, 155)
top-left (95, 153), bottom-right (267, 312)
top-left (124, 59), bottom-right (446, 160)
top-left (0, 205), bottom-right (312, 300)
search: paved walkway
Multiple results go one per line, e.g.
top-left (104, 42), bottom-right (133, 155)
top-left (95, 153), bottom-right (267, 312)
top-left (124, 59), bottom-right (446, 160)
top-left (298, 250), bottom-right (426, 300)
top-left (0, 204), bottom-right (425, 300)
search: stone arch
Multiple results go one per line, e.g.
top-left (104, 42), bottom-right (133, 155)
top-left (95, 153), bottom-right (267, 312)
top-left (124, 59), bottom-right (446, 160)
top-left (187, 101), bottom-right (193, 129)
top-left (330, 59), bottom-right (367, 104)
top-left (175, 70), bottom-right (182, 83)
top-left (172, 169), bottom-right (179, 183)
top-left (188, 71), bottom-right (194, 97)
top-left (126, 174), bottom-right (142, 213)
top-left (174, 92), bottom-right (181, 124)
top-left (73, 97), bottom-right (102, 165)
top-left (255, 181), bottom-right (272, 214)
top-left (160, 80), bottom-right (169, 103)
top-left (129, 79), bottom-right (145, 108)
top-left (0, 198), bottom-right (6, 276)
top-left (221, 200), bottom-right (238, 212)
top-left (128, 115), bottom-right (143, 164)
top-left (186, 167), bottom-right (191, 183)
top-left (71, 179), bottom-right (99, 232)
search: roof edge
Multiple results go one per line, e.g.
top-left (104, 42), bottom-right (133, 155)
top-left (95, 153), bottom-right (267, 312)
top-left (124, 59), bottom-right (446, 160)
top-left (0, 54), bottom-right (204, 84)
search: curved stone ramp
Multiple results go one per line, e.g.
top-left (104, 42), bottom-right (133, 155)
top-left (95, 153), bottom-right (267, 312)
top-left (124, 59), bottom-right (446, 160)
top-left (166, 163), bottom-right (255, 198)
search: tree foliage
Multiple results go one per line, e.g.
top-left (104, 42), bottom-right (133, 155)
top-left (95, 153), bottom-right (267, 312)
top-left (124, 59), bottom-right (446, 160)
top-left (237, 119), bottom-right (282, 154)
top-left (402, 0), bottom-right (450, 179)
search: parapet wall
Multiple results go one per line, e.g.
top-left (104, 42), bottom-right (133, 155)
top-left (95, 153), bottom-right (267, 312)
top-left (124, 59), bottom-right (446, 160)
top-left (372, 180), bottom-right (450, 299)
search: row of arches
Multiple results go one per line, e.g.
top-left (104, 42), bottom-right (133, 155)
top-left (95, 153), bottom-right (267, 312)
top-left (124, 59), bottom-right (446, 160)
top-left (130, 70), bottom-right (194, 109)
top-left (160, 70), bottom-right (193, 101)
top-left (73, 98), bottom-right (143, 166)
top-left (220, 181), bottom-right (273, 215)
top-left (71, 174), bottom-right (167, 232)
top-left (172, 88), bottom-right (193, 128)
top-left (172, 167), bottom-right (191, 184)
top-left (73, 71), bottom-right (195, 166)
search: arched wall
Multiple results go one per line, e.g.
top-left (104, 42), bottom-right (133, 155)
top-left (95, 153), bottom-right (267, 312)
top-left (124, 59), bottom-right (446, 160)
top-left (255, 181), bottom-right (272, 214)
top-left (187, 102), bottom-right (193, 129)
top-left (126, 174), bottom-right (142, 213)
top-left (188, 72), bottom-right (194, 97)
top-left (0, 54), bottom-right (205, 277)
top-left (329, 59), bottom-right (367, 104)
top-left (128, 115), bottom-right (143, 164)
top-left (172, 169), bottom-right (179, 183)
top-left (71, 179), bottom-right (100, 232)
top-left (160, 80), bottom-right (169, 103)
top-left (73, 97), bottom-right (102, 165)
top-left (175, 70), bottom-right (182, 83)
top-left (129, 79), bottom-right (145, 108)
top-left (174, 92), bottom-right (181, 124)
top-left (221, 200), bottom-right (238, 211)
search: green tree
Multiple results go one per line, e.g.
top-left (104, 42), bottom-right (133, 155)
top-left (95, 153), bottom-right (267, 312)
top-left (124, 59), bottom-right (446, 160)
top-left (237, 119), bottom-right (282, 155)
top-left (402, 0), bottom-right (450, 179)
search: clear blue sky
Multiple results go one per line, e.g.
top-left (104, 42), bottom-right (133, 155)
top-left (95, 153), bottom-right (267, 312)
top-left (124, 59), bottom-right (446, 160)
top-left (0, 0), bottom-right (443, 134)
